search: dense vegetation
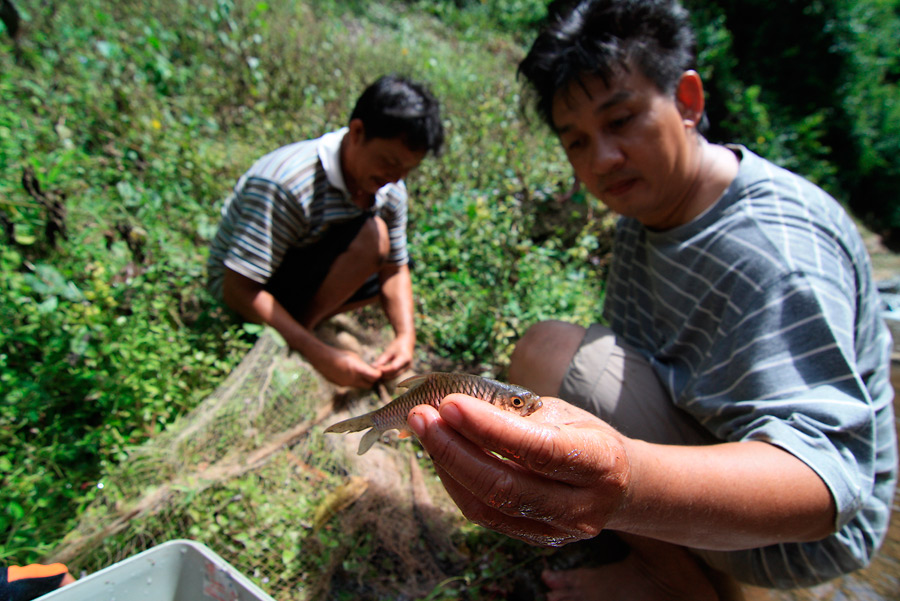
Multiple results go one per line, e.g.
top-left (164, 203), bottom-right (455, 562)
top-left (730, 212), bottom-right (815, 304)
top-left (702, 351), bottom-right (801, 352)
top-left (686, 0), bottom-right (900, 238)
top-left (1, 0), bottom-right (897, 572)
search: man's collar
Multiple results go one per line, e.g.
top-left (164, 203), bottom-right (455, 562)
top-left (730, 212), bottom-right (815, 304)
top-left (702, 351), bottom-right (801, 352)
top-left (317, 127), bottom-right (350, 195)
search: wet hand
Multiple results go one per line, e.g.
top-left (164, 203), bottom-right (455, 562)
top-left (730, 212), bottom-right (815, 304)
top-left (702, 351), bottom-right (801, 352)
top-left (408, 394), bottom-right (632, 547)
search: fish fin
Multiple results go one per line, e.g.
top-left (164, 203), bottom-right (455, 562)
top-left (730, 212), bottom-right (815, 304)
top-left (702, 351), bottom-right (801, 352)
top-left (396, 373), bottom-right (429, 389)
top-left (397, 429), bottom-right (413, 439)
top-left (396, 372), bottom-right (456, 389)
top-left (324, 412), bottom-right (375, 434)
top-left (357, 427), bottom-right (382, 455)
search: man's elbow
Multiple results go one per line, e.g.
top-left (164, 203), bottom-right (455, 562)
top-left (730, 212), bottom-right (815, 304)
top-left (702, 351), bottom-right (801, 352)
top-left (222, 269), bottom-right (264, 321)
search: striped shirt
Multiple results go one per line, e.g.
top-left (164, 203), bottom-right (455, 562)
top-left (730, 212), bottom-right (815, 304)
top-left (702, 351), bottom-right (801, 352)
top-left (603, 146), bottom-right (897, 588)
top-left (206, 128), bottom-right (409, 301)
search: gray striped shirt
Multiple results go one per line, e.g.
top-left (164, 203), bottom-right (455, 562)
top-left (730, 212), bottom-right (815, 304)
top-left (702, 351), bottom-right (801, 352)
top-left (206, 128), bottom-right (409, 301)
top-left (603, 146), bottom-right (897, 588)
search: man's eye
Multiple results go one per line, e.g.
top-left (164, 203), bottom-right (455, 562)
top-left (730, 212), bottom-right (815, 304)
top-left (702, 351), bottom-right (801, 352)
top-left (610, 115), bottom-right (633, 130)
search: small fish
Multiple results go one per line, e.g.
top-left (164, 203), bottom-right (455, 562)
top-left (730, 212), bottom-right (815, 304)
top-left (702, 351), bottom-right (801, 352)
top-left (324, 372), bottom-right (543, 455)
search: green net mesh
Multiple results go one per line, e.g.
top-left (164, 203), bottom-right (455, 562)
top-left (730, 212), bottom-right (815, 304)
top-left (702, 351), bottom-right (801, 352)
top-left (46, 323), bottom-right (475, 600)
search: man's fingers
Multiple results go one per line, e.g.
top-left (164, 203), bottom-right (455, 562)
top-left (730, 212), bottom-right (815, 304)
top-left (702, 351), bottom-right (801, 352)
top-left (370, 348), bottom-right (410, 377)
top-left (411, 403), bottom-right (588, 527)
top-left (346, 353), bottom-right (382, 385)
top-left (433, 464), bottom-right (585, 547)
top-left (437, 394), bottom-right (617, 488)
top-left (410, 400), bottom-right (620, 545)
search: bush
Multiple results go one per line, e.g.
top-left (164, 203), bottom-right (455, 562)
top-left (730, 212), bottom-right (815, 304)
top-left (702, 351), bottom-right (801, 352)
top-left (688, 0), bottom-right (900, 234)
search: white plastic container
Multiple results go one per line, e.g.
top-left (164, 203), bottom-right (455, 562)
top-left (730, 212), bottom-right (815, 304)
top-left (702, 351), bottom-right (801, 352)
top-left (38, 539), bottom-right (276, 601)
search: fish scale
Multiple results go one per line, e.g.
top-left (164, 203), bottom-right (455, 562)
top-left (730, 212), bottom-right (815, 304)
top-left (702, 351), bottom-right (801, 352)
top-left (372, 375), bottom-right (494, 429)
top-left (324, 372), bottom-right (542, 455)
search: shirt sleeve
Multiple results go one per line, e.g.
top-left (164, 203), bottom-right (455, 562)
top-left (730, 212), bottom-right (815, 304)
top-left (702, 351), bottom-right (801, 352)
top-left (221, 177), bottom-right (308, 284)
top-left (376, 184), bottom-right (409, 266)
top-left (682, 271), bottom-right (876, 530)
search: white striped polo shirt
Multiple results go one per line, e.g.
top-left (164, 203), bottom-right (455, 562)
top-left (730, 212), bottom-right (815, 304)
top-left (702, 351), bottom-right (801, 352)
top-left (206, 128), bottom-right (409, 302)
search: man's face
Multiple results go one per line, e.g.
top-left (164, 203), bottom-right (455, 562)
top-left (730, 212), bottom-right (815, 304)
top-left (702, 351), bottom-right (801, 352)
top-left (344, 121), bottom-right (427, 199)
top-left (551, 69), bottom-right (695, 230)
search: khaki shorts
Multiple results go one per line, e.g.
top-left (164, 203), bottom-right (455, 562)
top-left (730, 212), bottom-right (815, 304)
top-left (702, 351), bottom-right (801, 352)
top-left (560, 323), bottom-right (751, 577)
top-left (560, 323), bottom-right (714, 445)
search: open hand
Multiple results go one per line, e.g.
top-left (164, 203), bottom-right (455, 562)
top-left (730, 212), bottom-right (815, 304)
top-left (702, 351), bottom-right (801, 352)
top-left (408, 394), bottom-right (632, 547)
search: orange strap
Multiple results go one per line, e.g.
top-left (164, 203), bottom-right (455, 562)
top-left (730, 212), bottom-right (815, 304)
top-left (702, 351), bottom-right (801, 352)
top-left (7, 564), bottom-right (69, 582)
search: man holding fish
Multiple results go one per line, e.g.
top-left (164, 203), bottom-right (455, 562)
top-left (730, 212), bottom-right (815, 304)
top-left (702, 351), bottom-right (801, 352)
top-left (406, 1), bottom-right (897, 599)
top-left (207, 75), bottom-right (444, 388)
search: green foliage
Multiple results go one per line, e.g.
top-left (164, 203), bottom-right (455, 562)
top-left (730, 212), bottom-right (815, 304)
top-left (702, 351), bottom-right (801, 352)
top-left (0, 244), bottom-right (251, 559)
top-left (410, 0), bottom-right (550, 40)
top-left (0, 0), bottom-right (265, 562)
top-left (412, 186), bottom-right (604, 366)
top-left (688, 0), bottom-right (900, 232)
top-left (833, 0), bottom-right (900, 231)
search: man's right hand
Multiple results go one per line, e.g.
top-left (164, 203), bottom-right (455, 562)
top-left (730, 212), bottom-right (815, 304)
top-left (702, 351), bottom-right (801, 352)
top-left (407, 394), bottom-right (631, 547)
top-left (314, 346), bottom-right (383, 388)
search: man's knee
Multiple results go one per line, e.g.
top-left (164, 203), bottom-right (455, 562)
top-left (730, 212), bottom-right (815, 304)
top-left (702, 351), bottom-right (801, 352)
top-left (348, 216), bottom-right (390, 264)
top-left (509, 320), bottom-right (586, 396)
top-left (512, 320), bottom-right (585, 365)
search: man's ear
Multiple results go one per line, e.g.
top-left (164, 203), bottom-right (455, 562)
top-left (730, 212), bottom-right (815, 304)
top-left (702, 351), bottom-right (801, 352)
top-left (675, 70), bottom-right (705, 129)
top-left (348, 118), bottom-right (367, 144)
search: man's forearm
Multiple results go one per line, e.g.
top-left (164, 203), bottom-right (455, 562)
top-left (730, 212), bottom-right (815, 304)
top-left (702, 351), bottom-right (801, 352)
top-left (379, 263), bottom-right (415, 344)
top-left (611, 439), bottom-right (837, 550)
top-left (223, 270), bottom-right (333, 367)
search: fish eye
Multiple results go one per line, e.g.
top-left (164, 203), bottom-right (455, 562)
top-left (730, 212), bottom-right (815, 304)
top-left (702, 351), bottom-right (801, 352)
top-left (511, 396), bottom-right (523, 408)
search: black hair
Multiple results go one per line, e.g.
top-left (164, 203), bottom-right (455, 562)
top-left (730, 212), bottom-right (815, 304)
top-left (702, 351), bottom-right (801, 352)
top-left (518, 0), bottom-right (700, 130)
top-left (350, 74), bottom-right (445, 156)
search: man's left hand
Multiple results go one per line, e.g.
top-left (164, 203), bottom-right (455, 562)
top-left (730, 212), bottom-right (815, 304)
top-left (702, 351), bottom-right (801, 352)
top-left (371, 336), bottom-right (414, 380)
top-left (407, 394), bottom-right (632, 547)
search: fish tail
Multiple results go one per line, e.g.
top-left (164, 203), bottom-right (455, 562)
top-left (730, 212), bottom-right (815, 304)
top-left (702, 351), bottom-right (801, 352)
top-left (324, 412), bottom-right (375, 434)
top-left (357, 428), bottom-right (382, 455)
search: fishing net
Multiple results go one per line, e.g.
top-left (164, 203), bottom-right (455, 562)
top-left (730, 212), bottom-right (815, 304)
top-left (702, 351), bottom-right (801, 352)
top-left (46, 317), bottom-right (472, 600)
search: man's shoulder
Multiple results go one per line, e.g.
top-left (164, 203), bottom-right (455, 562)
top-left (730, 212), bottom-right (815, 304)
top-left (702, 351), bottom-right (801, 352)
top-left (238, 133), bottom-right (340, 193)
top-left (702, 146), bottom-right (867, 279)
top-left (729, 145), bottom-right (836, 207)
top-left (246, 138), bottom-right (321, 181)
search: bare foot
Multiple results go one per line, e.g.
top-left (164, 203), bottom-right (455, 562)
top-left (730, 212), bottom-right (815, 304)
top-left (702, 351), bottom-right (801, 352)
top-left (542, 541), bottom-right (720, 601)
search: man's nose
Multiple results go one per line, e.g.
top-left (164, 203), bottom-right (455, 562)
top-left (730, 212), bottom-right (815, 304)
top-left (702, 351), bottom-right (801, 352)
top-left (590, 138), bottom-right (624, 174)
